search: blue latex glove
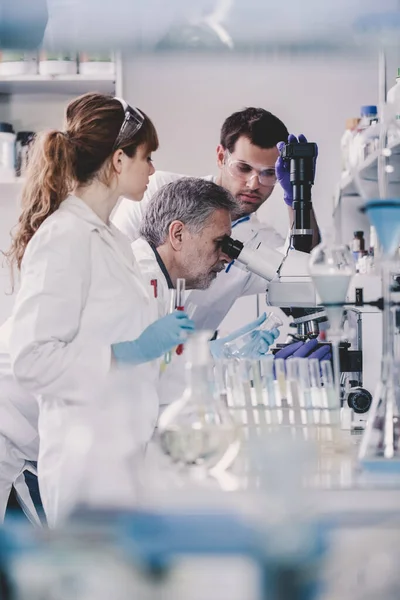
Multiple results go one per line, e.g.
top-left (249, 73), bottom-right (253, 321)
top-left (275, 134), bottom-right (318, 207)
top-left (112, 311), bottom-right (195, 365)
top-left (210, 312), bottom-right (267, 359)
top-left (274, 338), bottom-right (332, 362)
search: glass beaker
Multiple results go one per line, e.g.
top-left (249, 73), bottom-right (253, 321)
top-left (221, 311), bottom-right (283, 358)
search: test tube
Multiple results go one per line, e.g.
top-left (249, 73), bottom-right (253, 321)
top-left (274, 358), bottom-right (287, 402)
top-left (175, 278), bottom-right (186, 355)
top-left (309, 358), bottom-right (322, 427)
top-left (321, 360), bottom-right (341, 428)
top-left (286, 358), bottom-right (301, 429)
top-left (321, 360), bottom-right (336, 408)
top-left (164, 289), bottom-right (177, 365)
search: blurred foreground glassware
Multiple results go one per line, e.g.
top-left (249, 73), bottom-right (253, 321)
top-left (158, 331), bottom-right (241, 480)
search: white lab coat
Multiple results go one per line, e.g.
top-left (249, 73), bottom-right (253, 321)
top-left (0, 318), bottom-right (41, 524)
top-left (9, 195), bottom-right (160, 526)
top-left (131, 238), bottom-right (187, 409)
top-left (112, 170), bottom-right (287, 332)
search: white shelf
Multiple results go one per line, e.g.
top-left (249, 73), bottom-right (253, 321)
top-left (339, 139), bottom-right (400, 199)
top-left (0, 74), bottom-right (116, 95)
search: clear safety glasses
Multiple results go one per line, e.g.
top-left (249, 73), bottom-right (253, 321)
top-left (113, 96), bottom-right (145, 150)
top-left (225, 150), bottom-right (277, 187)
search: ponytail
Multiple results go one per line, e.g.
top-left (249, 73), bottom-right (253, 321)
top-left (5, 130), bottom-right (74, 271)
top-left (4, 91), bottom-right (159, 275)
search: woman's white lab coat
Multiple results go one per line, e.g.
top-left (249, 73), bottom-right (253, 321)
top-left (9, 196), bottom-right (160, 526)
top-left (0, 318), bottom-right (41, 524)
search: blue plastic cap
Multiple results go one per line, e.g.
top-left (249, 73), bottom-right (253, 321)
top-left (360, 105), bottom-right (377, 116)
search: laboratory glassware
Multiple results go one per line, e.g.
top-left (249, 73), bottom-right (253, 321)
top-left (163, 289), bottom-right (177, 365)
top-left (353, 108), bottom-right (400, 469)
top-left (221, 311), bottom-right (283, 358)
top-left (158, 331), bottom-right (241, 477)
top-left (175, 277), bottom-right (186, 355)
top-left (308, 240), bottom-right (355, 409)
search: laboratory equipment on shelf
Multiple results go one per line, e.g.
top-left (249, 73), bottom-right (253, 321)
top-left (353, 108), bottom-right (400, 470)
top-left (358, 200), bottom-right (400, 469)
top-left (15, 131), bottom-right (35, 177)
top-left (158, 331), bottom-right (240, 478)
top-left (387, 67), bottom-right (400, 120)
top-left (0, 51), bottom-right (37, 75)
top-left (0, 122), bottom-right (16, 181)
top-left (308, 239), bottom-right (355, 408)
top-left (341, 118), bottom-right (360, 174)
top-left (349, 105), bottom-right (379, 168)
top-left (351, 230), bottom-right (365, 262)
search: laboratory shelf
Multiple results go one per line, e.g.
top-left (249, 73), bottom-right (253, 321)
top-left (0, 73), bottom-right (116, 95)
top-left (339, 139), bottom-right (400, 199)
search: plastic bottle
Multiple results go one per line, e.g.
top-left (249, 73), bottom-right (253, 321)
top-left (0, 123), bottom-right (16, 181)
top-left (348, 105), bottom-right (378, 168)
top-left (351, 230), bottom-right (365, 262)
top-left (16, 131), bottom-right (35, 177)
top-left (387, 67), bottom-right (400, 121)
top-left (340, 117), bottom-right (360, 173)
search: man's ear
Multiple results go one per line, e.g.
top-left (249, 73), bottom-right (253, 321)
top-left (169, 220), bottom-right (185, 251)
top-left (216, 144), bottom-right (226, 169)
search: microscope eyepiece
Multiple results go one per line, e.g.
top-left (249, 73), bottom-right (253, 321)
top-left (280, 142), bottom-right (318, 160)
top-left (221, 235), bottom-right (244, 260)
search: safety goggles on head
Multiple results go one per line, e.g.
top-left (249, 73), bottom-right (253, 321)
top-left (224, 150), bottom-right (277, 187)
top-left (112, 97), bottom-right (145, 150)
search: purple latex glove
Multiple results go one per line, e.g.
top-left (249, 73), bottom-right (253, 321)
top-left (274, 338), bottom-right (331, 362)
top-left (275, 134), bottom-right (318, 207)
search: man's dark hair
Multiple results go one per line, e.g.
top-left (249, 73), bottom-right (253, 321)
top-left (220, 107), bottom-right (289, 152)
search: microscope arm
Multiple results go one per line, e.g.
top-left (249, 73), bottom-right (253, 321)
top-left (221, 236), bottom-right (319, 307)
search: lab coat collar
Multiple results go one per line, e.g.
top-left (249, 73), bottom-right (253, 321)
top-left (148, 243), bottom-right (174, 289)
top-left (62, 195), bottom-right (151, 301)
top-left (61, 194), bottom-right (112, 231)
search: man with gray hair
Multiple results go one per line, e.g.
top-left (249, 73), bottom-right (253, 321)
top-left (132, 176), bottom-right (280, 409)
top-left (138, 177), bottom-right (235, 292)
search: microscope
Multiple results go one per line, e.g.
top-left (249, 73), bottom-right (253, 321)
top-left (221, 139), bottom-right (374, 418)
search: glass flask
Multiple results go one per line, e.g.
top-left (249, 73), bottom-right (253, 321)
top-left (351, 107), bottom-right (400, 470)
top-left (158, 331), bottom-right (241, 477)
top-left (308, 239), bottom-right (355, 408)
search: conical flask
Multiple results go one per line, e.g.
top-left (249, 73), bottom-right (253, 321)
top-left (352, 108), bottom-right (400, 470)
top-left (158, 331), bottom-right (240, 474)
